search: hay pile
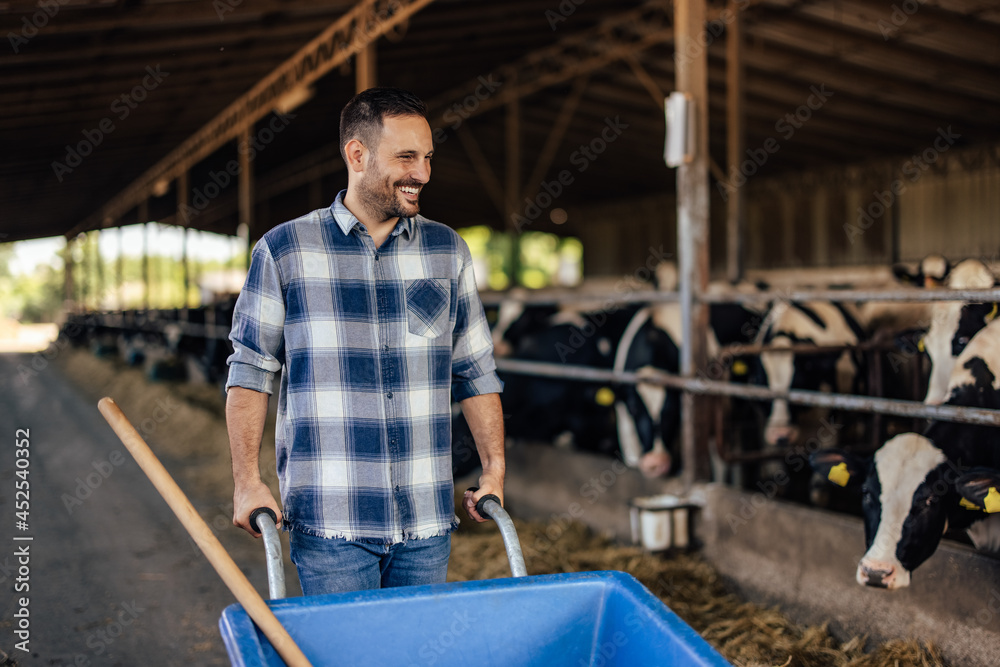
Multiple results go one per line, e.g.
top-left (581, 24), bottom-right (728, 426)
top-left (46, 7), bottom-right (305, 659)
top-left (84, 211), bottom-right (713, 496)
top-left (449, 519), bottom-right (946, 667)
top-left (58, 347), bottom-right (279, 500)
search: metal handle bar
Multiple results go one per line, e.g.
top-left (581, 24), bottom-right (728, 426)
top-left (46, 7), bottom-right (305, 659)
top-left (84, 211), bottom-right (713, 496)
top-left (474, 494), bottom-right (528, 578)
top-left (249, 494), bottom-right (527, 600)
top-left (250, 507), bottom-right (287, 600)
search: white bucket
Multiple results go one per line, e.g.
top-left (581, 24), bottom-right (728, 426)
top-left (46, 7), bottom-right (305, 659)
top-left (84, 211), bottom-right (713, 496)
top-left (628, 494), bottom-right (697, 551)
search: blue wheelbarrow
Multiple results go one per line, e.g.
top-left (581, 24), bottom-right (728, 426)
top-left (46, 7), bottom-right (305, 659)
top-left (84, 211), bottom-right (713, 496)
top-left (219, 496), bottom-right (732, 666)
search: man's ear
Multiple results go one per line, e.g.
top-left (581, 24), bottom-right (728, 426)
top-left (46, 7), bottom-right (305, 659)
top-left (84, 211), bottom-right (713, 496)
top-left (956, 468), bottom-right (1000, 513)
top-left (810, 449), bottom-right (867, 489)
top-left (344, 139), bottom-right (367, 172)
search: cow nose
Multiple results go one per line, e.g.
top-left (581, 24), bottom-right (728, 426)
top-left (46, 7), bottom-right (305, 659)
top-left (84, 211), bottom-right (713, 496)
top-left (860, 564), bottom-right (895, 588)
top-left (775, 436), bottom-right (790, 449)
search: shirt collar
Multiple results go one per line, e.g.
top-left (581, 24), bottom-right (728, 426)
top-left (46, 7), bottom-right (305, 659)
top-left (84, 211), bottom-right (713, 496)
top-left (329, 189), bottom-right (414, 239)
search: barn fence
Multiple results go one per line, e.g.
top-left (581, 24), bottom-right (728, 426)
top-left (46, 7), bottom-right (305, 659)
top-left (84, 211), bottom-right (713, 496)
top-left (482, 284), bottom-right (1000, 489)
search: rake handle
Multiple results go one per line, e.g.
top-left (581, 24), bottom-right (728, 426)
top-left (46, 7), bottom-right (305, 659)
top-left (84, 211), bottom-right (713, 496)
top-left (98, 396), bottom-right (311, 667)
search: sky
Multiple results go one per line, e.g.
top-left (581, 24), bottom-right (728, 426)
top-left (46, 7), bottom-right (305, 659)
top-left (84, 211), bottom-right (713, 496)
top-left (5, 225), bottom-right (245, 276)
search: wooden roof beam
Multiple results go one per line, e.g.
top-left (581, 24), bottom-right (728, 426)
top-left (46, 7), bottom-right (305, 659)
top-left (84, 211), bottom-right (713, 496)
top-left (67, 0), bottom-right (438, 236)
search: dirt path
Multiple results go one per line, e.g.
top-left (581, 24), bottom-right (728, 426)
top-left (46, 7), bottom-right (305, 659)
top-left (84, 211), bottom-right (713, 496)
top-left (0, 352), bottom-right (294, 666)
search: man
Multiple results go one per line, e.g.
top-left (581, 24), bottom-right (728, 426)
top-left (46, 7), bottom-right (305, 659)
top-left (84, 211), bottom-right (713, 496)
top-left (225, 87), bottom-right (505, 595)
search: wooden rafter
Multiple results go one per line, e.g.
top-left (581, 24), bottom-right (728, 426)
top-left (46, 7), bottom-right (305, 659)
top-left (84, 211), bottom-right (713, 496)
top-left (67, 0), bottom-right (438, 237)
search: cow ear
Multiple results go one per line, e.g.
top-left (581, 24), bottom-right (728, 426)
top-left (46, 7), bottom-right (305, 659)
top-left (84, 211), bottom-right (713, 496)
top-left (956, 468), bottom-right (1000, 513)
top-left (810, 449), bottom-right (866, 489)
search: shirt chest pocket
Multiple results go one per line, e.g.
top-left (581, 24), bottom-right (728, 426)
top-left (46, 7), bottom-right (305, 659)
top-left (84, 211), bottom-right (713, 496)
top-left (404, 278), bottom-right (451, 338)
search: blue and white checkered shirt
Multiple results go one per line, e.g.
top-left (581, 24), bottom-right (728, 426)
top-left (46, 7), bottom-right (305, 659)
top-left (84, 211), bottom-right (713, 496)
top-left (226, 191), bottom-right (502, 544)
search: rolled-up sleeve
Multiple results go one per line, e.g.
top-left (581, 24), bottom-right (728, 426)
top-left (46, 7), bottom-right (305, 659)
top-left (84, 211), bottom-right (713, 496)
top-left (226, 237), bottom-right (286, 395)
top-left (451, 241), bottom-right (503, 401)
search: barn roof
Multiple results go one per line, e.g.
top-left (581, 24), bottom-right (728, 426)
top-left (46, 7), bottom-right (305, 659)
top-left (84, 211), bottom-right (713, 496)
top-left (2, 0), bottom-right (999, 243)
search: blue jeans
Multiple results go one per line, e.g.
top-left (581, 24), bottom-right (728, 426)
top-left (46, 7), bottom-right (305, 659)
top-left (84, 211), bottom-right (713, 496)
top-left (289, 530), bottom-right (451, 595)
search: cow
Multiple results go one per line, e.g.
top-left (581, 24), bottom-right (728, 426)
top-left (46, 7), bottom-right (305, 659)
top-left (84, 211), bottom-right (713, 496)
top-left (498, 303), bottom-right (640, 457)
top-left (613, 276), bottom-right (767, 478)
top-left (891, 253), bottom-right (951, 288)
top-left (489, 288), bottom-right (558, 358)
top-left (920, 258), bottom-right (998, 404)
top-left (811, 315), bottom-right (1000, 589)
top-left (750, 299), bottom-right (867, 479)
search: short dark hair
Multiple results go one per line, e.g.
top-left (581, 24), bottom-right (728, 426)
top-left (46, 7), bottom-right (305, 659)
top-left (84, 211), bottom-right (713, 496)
top-left (339, 87), bottom-right (427, 163)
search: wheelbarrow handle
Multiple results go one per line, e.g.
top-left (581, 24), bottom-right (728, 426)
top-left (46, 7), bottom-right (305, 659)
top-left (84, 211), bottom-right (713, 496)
top-left (251, 507), bottom-right (287, 600)
top-left (470, 492), bottom-right (527, 578)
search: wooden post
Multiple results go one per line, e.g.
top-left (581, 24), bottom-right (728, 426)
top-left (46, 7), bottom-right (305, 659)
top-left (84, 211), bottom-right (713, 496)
top-left (140, 200), bottom-right (150, 310)
top-left (94, 230), bottom-right (104, 309)
top-left (356, 41), bottom-right (377, 92)
top-left (118, 225), bottom-right (125, 310)
top-left (179, 171), bottom-right (190, 309)
top-left (64, 236), bottom-right (75, 311)
top-left (675, 0), bottom-right (711, 488)
top-left (505, 85), bottom-right (521, 285)
top-left (726, 0), bottom-right (745, 284)
top-left (239, 128), bottom-right (254, 268)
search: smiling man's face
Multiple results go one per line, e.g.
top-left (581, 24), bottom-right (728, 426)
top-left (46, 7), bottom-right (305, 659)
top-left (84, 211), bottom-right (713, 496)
top-left (356, 114), bottom-right (434, 223)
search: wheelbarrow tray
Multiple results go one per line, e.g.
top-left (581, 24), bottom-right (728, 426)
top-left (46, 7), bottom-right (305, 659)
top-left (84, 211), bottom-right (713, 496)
top-left (219, 569), bottom-right (731, 666)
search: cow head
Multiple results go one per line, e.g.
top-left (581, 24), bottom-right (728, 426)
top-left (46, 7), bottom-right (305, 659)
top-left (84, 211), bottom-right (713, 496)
top-left (892, 253), bottom-right (951, 288)
top-left (757, 336), bottom-right (857, 449)
top-left (922, 259), bottom-right (999, 404)
top-left (812, 433), bottom-right (969, 589)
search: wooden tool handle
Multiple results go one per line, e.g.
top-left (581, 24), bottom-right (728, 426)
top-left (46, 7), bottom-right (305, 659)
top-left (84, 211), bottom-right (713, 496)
top-left (98, 397), bottom-right (312, 667)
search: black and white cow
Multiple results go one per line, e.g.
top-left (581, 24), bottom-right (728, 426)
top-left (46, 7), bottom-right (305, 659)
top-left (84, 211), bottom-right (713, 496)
top-left (489, 288), bottom-right (559, 358)
top-left (891, 253), bottom-right (951, 289)
top-left (751, 300), bottom-right (867, 470)
top-left (920, 258), bottom-right (998, 404)
top-left (495, 303), bottom-right (641, 456)
top-left (812, 316), bottom-right (1000, 589)
top-left (613, 284), bottom-right (767, 478)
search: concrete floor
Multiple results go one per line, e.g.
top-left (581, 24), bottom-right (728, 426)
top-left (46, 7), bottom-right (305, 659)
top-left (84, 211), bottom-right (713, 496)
top-left (0, 353), bottom-right (295, 666)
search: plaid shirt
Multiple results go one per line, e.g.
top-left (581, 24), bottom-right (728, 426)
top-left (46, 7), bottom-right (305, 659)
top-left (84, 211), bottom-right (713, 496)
top-left (226, 191), bottom-right (502, 544)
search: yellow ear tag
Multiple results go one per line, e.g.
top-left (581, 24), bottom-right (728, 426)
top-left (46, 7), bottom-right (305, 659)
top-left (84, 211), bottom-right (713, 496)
top-left (986, 303), bottom-right (998, 323)
top-left (828, 462), bottom-right (851, 487)
top-left (595, 386), bottom-right (615, 406)
top-left (960, 497), bottom-right (982, 511)
top-left (984, 487), bottom-right (1000, 513)
top-left (731, 360), bottom-right (748, 376)
top-left (917, 337), bottom-right (926, 353)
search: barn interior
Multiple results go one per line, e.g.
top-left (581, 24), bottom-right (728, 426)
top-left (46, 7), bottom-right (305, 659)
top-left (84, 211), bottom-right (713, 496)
top-left (3, 0), bottom-right (1000, 665)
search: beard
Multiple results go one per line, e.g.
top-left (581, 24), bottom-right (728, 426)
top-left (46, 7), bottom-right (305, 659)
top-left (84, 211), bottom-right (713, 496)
top-left (356, 157), bottom-right (421, 223)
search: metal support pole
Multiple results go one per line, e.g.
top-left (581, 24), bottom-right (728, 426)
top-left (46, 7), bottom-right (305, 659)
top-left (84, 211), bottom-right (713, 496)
top-left (239, 127), bottom-right (254, 269)
top-left (675, 0), bottom-right (711, 488)
top-left (726, 0), bottom-right (745, 284)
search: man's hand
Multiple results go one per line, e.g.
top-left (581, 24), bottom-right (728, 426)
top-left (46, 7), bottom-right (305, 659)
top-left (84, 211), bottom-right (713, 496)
top-left (233, 480), bottom-right (282, 537)
top-left (463, 470), bottom-right (504, 523)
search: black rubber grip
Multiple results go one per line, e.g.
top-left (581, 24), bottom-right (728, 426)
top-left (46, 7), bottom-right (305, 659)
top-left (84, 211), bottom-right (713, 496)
top-left (250, 507), bottom-right (278, 533)
top-left (475, 494), bottom-right (502, 519)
